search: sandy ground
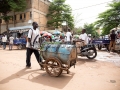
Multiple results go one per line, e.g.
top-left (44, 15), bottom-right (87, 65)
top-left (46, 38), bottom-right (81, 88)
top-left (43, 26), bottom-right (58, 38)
top-left (0, 46), bottom-right (120, 90)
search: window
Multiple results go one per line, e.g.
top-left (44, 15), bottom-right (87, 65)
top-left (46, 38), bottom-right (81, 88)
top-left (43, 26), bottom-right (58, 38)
top-left (14, 15), bottom-right (16, 20)
top-left (30, 12), bottom-right (32, 18)
top-left (20, 14), bottom-right (22, 20)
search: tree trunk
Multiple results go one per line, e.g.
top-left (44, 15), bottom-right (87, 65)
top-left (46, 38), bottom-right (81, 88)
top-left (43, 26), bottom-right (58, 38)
top-left (5, 21), bottom-right (9, 38)
top-left (13, 11), bottom-right (16, 27)
top-left (0, 20), bottom-right (1, 34)
top-left (3, 13), bottom-right (10, 38)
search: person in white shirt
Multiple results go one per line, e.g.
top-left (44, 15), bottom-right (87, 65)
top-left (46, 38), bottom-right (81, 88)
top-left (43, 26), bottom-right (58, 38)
top-left (26, 22), bottom-right (43, 69)
top-left (9, 35), bottom-right (14, 50)
top-left (65, 28), bottom-right (72, 44)
top-left (2, 34), bottom-right (7, 50)
top-left (79, 29), bottom-right (88, 45)
top-left (75, 29), bottom-right (88, 53)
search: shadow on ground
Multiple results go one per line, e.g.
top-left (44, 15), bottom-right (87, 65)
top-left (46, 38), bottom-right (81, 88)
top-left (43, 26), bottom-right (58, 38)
top-left (76, 56), bottom-right (97, 65)
top-left (0, 68), bottom-right (74, 89)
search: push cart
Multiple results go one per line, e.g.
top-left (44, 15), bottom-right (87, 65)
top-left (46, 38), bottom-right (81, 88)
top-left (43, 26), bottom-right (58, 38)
top-left (39, 43), bottom-right (77, 77)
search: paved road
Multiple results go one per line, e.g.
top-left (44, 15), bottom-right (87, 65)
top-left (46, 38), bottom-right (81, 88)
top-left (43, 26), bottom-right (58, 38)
top-left (0, 47), bottom-right (120, 90)
top-left (96, 49), bottom-right (120, 67)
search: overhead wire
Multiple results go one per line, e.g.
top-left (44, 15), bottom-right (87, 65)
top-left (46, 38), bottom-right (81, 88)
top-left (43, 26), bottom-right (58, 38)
top-left (72, 1), bottom-right (112, 11)
top-left (72, 1), bottom-right (113, 21)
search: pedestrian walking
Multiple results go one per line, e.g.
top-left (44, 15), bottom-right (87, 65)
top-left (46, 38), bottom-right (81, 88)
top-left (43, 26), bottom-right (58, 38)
top-left (0, 34), bottom-right (2, 48)
top-left (109, 30), bottom-right (117, 52)
top-left (65, 28), bottom-right (72, 44)
top-left (9, 35), bottom-right (14, 50)
top-left (26, 22), bottom-right (43, 69)
top-left (2, 34), bottom-right (7, 50)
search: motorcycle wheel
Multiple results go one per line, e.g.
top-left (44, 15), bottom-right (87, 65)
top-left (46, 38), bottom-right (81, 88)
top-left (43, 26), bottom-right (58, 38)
top-left (86, 48), bottom-right (97, 59)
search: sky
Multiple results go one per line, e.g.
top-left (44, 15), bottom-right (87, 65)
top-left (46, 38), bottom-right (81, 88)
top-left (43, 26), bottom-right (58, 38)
top-left (65, 0), bottom-right (112, 27)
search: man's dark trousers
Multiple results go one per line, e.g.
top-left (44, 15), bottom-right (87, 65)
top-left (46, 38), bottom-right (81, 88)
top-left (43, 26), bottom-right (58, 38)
top-left (26, 48), bottom-right (42, 67)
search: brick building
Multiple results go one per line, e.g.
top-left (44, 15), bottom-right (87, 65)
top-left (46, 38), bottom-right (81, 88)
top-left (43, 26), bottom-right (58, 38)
top-left (0, 0), bottom-right (50, 34)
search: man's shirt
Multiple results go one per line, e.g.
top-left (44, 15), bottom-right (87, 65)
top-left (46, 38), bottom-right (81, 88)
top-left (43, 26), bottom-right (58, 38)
top-left (9, 36), bottom-right (14, 44)
top-left (65, 32), bottom-right (72, 42)
top-left (2, 36), bottom-right (7, 42)
top-left (26, 27), bottom-right (41, 48)
top-left (79, 33), bottom-right (88, 45)
top-left (110, 33), bottom-right (116, 41)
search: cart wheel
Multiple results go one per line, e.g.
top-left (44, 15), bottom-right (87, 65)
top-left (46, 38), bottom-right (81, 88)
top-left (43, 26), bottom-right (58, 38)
top-left (45, 57), bottom-right (63, 77)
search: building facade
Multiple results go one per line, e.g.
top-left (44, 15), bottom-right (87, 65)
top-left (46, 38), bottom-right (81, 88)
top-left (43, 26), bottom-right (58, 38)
top-left (0, 0), bottom-right (50, 34)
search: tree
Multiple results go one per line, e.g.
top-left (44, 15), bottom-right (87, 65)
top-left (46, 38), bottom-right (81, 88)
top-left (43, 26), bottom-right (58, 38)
top-left (0, 0), bottom-right (26, 36)
top-left (83, 23), bottom-right (99, 37)
top-left (73, 13), bottom-right (82, 28)
top-left (95, 1), bottom-right (120, 35)
top-left (9, 0), bottom-right (27, 27)
top-left (47, 0), bottom-right (74, 31)
top-left (73, 26), bottom-right (82, 34)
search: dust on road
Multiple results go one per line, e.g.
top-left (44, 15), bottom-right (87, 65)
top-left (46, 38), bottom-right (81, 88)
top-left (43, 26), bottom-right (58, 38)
top-left (0, 48), bottom-right (120, 90)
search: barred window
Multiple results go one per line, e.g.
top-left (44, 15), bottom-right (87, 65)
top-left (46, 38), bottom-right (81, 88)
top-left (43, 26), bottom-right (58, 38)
top-left (14, 15), bottom-right (16, 20)
top-left (20, 14), bottom-right (22, 20)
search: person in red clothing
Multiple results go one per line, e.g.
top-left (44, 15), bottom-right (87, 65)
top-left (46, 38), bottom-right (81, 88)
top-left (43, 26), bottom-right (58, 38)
top-left (109, 30), bottom-right (117, 52)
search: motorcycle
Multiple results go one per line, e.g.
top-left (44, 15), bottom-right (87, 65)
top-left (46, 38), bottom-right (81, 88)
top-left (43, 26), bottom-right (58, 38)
top-left (73, 40), bottom-right (97, 59)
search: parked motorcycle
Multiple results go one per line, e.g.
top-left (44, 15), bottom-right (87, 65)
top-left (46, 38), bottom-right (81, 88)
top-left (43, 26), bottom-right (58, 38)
top-left (73, 40), bottom-right (97, 59)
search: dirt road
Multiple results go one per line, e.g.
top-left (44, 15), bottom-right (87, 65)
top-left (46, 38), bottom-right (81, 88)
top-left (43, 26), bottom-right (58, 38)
top-left (0, 47), bottom-right (120, 90)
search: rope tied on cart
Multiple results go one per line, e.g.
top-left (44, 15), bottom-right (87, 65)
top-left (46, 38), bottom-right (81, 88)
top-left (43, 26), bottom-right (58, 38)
top-left (33, 35), bottom-right (39, 47)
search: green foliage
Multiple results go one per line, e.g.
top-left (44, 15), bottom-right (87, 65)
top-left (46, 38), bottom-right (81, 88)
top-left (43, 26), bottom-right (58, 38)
top-left (83, 23), bottom-right (99, 38)
top-left (0, 16), bottom-right (12, 22)
top-left (101, 25), bottom-right (114, 35)
top-left (73, 27), bottom-right (82, 34)
top-left (76, 29), bottom-right (82, 34)
top-left (0, 0), bottom-right (26, 35)
top-left (47, 0), bottom-right (74, 30)
top-left (0, 0), bottom-right (26, 14)
top-left (8, 0), bottom-right (26, 12)
top-left (94, 1), bottom-right (120, 35)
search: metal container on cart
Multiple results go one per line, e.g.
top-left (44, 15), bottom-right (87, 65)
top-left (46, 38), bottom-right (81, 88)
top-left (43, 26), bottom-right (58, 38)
top-left (40, 44), bottom-right (77, 77)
